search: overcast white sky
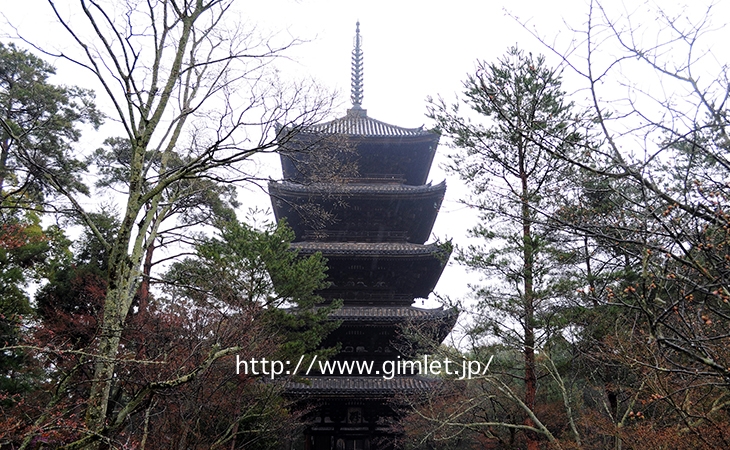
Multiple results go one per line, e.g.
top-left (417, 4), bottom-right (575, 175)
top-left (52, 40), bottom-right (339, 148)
top-left (3, 0), bottom-right (727, 319)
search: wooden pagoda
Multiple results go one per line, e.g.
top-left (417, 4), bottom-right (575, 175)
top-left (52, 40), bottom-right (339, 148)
top-left (270, 22), bottom-right (456, 450)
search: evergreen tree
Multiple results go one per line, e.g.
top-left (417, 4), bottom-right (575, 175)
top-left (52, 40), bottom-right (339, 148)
top-left (428, 46), bottom-right (583, 449)
top-left (0, 42), bottom-right (101, 209)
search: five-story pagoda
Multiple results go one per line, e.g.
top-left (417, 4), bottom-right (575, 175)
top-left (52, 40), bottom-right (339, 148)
top-left (270, 23), bottom-right (456, 450)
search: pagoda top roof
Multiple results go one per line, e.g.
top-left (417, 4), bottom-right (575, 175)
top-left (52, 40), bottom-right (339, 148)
top-left (292, 20), bottom-right (435, 139)
top-left (297, 109), bottom-right (435, 138)
top-left (280, 21), bottom-right (436, 140)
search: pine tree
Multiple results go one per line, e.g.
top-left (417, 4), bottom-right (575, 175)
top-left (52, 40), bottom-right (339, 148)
top-left (0, 42), bottom-right (101, 209)
top-left (428, 46), bottom-right (583, 449)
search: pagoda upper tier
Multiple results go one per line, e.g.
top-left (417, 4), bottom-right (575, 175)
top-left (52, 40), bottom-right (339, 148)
top-left (277, 108), bottom-right (440, 186)
top-left (290, 241), bottom-right (450, 305)
top-left (269, 180), bottom-right (445, 244)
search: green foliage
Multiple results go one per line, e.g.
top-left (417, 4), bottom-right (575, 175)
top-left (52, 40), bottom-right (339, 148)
top-left (0, 209), bottom-right (71, 315)
top-left (421, 47), bottom-right (590, 450)
top-left (0, 208), bottom-right (71, 396)
top-left (1, 217), bottom-right (44, 310)
top-left (430, 46), bottom-right (581, 193)
top-left (89, 136), bottom-right (239, 226)
top-left (165, 218), bottom-right (338, 360)
top-left (35, 209), bottom-right (119, 336)
top-left (0, 42), bottom-right (102, 207)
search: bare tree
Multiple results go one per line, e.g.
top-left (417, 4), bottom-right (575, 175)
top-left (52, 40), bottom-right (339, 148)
top-left (517, 0), bottom-right (730, 446)
top-left (5, 1), bottom-right (334, 447)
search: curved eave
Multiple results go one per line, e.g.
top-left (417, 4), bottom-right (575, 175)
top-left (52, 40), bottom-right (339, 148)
top-left (292, 242), bottom-right (451, 300)
top-left (327, 306), bottom-right (458, 344)
top-left (285, 376), bottom-right (434, 397)
top-left (295, 113), bottom-right (437, 139)
top-left (290, 241), bottom-right (449, 257)
top-left (329, 306), bottom-right (457, 323)
top-left (277, 121), bottom-right (440, 186)
top-left (269, 180), bottom-right (446, 197)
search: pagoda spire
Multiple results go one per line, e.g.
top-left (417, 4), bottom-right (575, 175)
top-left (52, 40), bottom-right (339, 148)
top-left (349, 21), bottom-right (366, 116)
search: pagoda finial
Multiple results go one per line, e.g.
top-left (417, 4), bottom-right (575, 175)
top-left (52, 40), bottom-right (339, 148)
top-left (348, 21), bottom-right (366, 116)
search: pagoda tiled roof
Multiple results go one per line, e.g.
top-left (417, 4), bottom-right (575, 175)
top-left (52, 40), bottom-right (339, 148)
top-left (285, 376), bottom-right (433, 396)
top-left (329, 306), bottom-right (456, 322)
top-left (290, 241), bottom-right (447, 256)
top-left (300, 110), bottom-right (435, 138)
top-left (269, 180), bottom-right (446, 195)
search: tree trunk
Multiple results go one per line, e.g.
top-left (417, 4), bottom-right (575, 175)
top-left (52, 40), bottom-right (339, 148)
top-left (85, 242), bottom-right (138, 443)
top-left (0, 138), bottom-right (10, 199)
top-left (138, 239), bottom-right (155, 315)
top-left (520, 147), bottom-right (539, 450)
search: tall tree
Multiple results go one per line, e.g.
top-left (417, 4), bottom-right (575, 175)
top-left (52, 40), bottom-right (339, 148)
top-left (428, 46), bottom-right (583, 449)
top-left (4, 1), bottom-right (334, 447)
top-left (87, 135), bottom-right (239, 313)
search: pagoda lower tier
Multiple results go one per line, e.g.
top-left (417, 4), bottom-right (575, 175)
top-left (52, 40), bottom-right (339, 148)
top-left (320, 306), bottom-right (457, 367)
top-left (290, 242), bottom-right (450, 305)
top-left (286, 376), bottom-right (435, 450)
top-left (269, 181), bottom-right (446, 244)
